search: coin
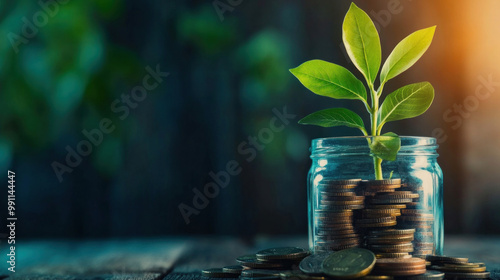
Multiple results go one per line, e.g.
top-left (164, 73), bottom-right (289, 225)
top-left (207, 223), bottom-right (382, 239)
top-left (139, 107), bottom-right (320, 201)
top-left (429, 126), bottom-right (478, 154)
top-left (368, 204), bottom-right (407, 209)
top-left (202, 268), bottom-right (241, 278)
top-left (241, 269), bottom-right (283, 277)
top-left (256, 247), bottom-right (308, 261)
top-left (363, 209), bottom-right (401, 215)
top-left (315, 209), bottom-right (354, 217)
top-left (355, 221), bottom-right (397, 228)
top-left (314, 243), bottom-right (358, 252)
top-left (316, 216), bottom-right (353, 223)
top-left (318, 184), bottom-right (358, 190)
top-left (356, 217), bottom-right (396, 224)
top-left (375, 253), bottom-right (411, 259)
top-left (240, 277), bottom-right (281, 280)
top-left (369, 198), bottom-right (414, 204)
top-left (366, 235), bottom-right (414, 244)
top-left (316, 228), bottom-right (357, 235)
top-left (375, 193), bottom-right (420, 199)
top-left (222, 265), bottom-right (244, 274)
top-left (319, 204), bottom-right (364, 210)
top-left (426, 255), bottom-right (468, 264)
top-left (321, 248), bottom-right (376, 279)
top-left (443, 263), bottom-right (485, 268)
top-left (373, 268), bottom-right (427, 276)
top-left (361, 179), bottom-right (402, 185)
top-left (413, 249), bottom-right (434, 255)
top-left (368, 243), bottom-right (414, 253)
top-left (401, 209), bottom-right (432, 215)
top-left (399, 216), bottom-right (434, 222)
top-left (299, 252), bottom-right (331, 275)
top-left (321, 191), bottom-right (357, 197)
top-left (316, 239), bottom-right (361, 247)
top-left (359, 276), bottom-right (394, 280)
top-left (320, 179), bottom-right (362, 185)
top-left (237, 254), bottom-right (289, 269)
top-left (375, 257), bottom-right (426, 268)
top-left (431, 265), bottom-right (487, 273)
top-left (439, 271), bottom-right (490, 279)
top-left (320, 199), bottom-right (365, 206)
top-left (280, 270), bottom-right (328, 280)
top-left (369, 229), bottom-right (416, 236)
top-left (322, 195), bottom-right (366, 201)
top-left (316, 233), bottom-right (361, 241)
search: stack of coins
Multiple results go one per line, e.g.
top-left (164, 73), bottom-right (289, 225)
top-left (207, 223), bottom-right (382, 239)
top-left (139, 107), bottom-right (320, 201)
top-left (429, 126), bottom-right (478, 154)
top-left (397, 181), bottom-right (435, 255)
top-left (358, 179), bottom-right (415, 256)
top-left (372, 257), bottom-right (427, 276)
top-left (365, 229), bottom-right (416, 259)
top-left (399, 209), bottom-right (435, 255)
top-left (314, 179), bottom-right (364, 251)
top-left (425, 255), bottom-right (491, 279)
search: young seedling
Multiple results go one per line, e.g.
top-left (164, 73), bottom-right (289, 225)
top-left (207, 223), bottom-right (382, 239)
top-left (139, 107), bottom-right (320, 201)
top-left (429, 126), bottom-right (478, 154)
top-left (290, 3), bottom-right (436, 180)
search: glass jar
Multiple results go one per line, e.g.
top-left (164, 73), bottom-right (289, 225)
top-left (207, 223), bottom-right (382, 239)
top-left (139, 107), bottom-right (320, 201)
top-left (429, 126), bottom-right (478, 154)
top-left (307, 137), bottom-right (443, 256)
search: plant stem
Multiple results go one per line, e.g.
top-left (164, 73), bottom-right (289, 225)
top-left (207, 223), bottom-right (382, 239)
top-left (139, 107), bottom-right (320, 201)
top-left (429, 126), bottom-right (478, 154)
top-left (369, 83), bottom-right (384, 180)
top-left (373, 157), bottom-right (383, 180)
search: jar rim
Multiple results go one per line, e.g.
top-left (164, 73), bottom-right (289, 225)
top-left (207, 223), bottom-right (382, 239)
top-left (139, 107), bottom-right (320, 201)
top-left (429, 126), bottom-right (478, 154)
top-left (310, 136), bottom-right (438, 157)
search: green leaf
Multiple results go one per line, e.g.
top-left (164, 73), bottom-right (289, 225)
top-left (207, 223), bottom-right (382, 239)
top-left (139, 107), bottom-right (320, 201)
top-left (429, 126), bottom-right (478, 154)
top-left (342, 2), bottom-right (381, 84)
top-left (290, 60), bottom-right (367, 102)
top-left (298, 108), bottom-right (365, 131)
top-left (378, 82), bottom-right (434, 127)
top-left (370, 132), bottom-right (401, 161)
top-left (380, 26), bottom-right (436, 83)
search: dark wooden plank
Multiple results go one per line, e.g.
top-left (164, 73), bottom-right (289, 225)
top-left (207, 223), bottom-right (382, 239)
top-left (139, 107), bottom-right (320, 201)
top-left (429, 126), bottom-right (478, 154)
top-left (7, 273), bottom-right (160, 280)
top-left (0, 238), bottom-right (187, 276)
top-left (172, 238), bottom-right (248, 273)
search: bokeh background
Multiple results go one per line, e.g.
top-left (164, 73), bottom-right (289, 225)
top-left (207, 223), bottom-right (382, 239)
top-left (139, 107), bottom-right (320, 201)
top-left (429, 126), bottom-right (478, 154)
top-left (1, 0), bottom-right (500, 240)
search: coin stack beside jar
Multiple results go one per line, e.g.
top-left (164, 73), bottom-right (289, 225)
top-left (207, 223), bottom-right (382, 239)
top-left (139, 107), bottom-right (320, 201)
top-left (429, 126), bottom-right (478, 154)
top-left (314, 179), bottom-right (364, 252)
top-left (397, 181), bottom-right (435, 255)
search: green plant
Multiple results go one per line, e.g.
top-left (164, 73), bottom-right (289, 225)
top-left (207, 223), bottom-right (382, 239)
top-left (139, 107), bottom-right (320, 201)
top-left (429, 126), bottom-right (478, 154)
top-left (290, 3), bottom-right (436, 180)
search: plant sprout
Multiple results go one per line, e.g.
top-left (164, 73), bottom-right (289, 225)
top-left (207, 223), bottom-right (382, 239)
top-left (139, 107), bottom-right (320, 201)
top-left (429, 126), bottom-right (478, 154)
top-left (290, 3), bottom-right (436, 180)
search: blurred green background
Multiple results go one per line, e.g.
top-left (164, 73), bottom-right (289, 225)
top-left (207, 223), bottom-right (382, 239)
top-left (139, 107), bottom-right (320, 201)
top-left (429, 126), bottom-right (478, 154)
top-left (1, 0), bottom-right (500, 238)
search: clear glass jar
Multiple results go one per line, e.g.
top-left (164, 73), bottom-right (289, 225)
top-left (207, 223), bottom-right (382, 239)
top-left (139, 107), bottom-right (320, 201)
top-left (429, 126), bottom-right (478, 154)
top-left (307, 137), bottom-right (443, 256)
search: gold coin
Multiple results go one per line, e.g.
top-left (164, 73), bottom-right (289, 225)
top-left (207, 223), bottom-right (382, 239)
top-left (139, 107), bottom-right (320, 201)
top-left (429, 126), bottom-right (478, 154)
top-left (375, 257), bottom-right (426, 268)
top-left (321, 191), bottom-right (357, 197)
top-left (443, 263), bottom-right (485, 268)
top-left (357, 217), bottom-right (396, 224)
top-left (399, 216), bottom-right (434, 222)
top-left (366, 235), bottom-right (414, 244)
top-left (369, 243), bottom-right (414, 253)
top-left (356, 221), bottom-right (397, 228)
top-left (359, 276), bottom-right (394, 280)
top-left (368, 204), bottom-right (407, 209)
top-left (320, 204), bottom-right (364, 210)
top-left (321, 199), bottom-right (365, 206)
top-left (432, 265), bottom-right (487, 273)
top-left (400, 209), bottom-right (432, 215)
top-left (369, 229), bottom-right (415, 236)
top-left (372, 268), bottom-right (427, 276)
top-left (375, 253), bottom-right (411, 259)
top-left (361, 179), bottom-right (402, 186)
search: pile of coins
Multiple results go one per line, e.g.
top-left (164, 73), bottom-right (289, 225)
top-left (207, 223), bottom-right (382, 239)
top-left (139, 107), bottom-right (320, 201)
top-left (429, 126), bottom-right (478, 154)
top-left (426, 255), bottom-right (491, 279)
top-left (315, 179), bottom-right (363, 251)
top-left (202, 247), bottom-right (310, 280)
top-left (202, 247), bottom-right (491, 280)
top-left (313, 178), bottom-right (436, 256)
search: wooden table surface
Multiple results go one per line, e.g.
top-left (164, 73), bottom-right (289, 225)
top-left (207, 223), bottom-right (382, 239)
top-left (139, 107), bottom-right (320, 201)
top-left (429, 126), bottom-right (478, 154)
top-left (1, 236), bottom-right (499, 280)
